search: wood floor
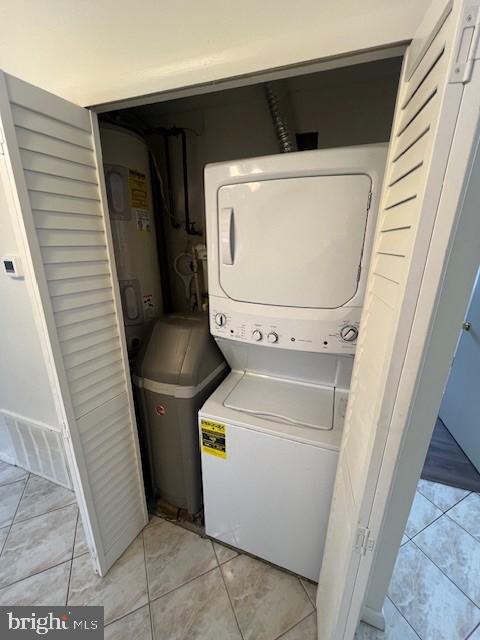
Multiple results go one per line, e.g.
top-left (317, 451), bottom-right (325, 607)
top-left (421, 418), bottom-right (480, 492)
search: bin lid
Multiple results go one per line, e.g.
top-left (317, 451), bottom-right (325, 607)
top-left (136, 314), bottom-right (225, 388)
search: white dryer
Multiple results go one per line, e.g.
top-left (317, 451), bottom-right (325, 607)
top-left (199, 145), bottom-right (387, 580)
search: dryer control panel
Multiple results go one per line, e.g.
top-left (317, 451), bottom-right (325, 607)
top-left (210, 304), bottom-right (361, 354)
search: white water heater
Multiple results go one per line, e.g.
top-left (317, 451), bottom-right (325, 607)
top-left (100, 124), bottom-right (163, 353)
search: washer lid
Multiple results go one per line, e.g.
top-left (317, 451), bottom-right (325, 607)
top-left (218, 173), bottom-right (371, 309)
top-left (223, 372), bottom-right (334, 430)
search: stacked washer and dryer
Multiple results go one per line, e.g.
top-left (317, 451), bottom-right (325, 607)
top-left (199, 144), bottom-right (387, 581)
top-left (101, 125), bottom-right (386, 580)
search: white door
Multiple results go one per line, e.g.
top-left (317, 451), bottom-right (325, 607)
top-left (0, 71), bottom-right (148, 575)
top-left (316, 0), bottom-right (480, 638)
top-left (440, 269), bottom-right (480, 471)
top-left (218, 174), bottom-right (371, 308)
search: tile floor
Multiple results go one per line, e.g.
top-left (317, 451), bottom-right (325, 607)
top-left (0, 460), bottom-right (479, 639)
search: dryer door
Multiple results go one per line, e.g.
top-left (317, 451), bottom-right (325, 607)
top-left (217, 174), bottom-right (371, 308)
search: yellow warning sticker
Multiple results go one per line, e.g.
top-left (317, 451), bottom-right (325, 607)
top-left (128, 170), bottom-right (149, 210)
top-left (201, 419), bottom-right (226, 459)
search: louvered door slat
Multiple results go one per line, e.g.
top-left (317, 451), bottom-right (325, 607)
top-left (388, 137), bottom-right (425, 185)
top-left (42, 246), bottom-right (108, 264)
top-left (49, 275), bottom-right (112, 297)
top-left (69, 361), bottom-right (125, 398)
top-left (45, 261), bottom-right (110, 281)
top-left (54, 301), bottom-right (115, 328)
top-left (384, 165), bottom-right (425, 209)
top-left (65, 349), bottom-right (123, 383)
top-left (0, 70), bottom-right (147, 575)
top-left (21, 150), bottom-right (99, 183)
top-left (30, 191), bottom-right (102, 215)
top-left (7, 80), bottom-right (91, 131)
top-left (63, 337), bottom-right (120, 369)
top-left (377, 227), bottom-right (411, 257)
top-left (57, 313), bottom-right (117, 341)
top-left (393, 98), bottom-right (436, 160)
top-left (59, 326), bottom-right (119, 355)
top-left (38, 229), bottom-right (106, 247)
top-left (73, 379), bottom-right (126, 418)
top-left (25, 171), bottom-right (100, 200)
top-left (34, 211), bottom-right (104, 231)
top-left (11, 105), bottom-right (94, 149)
top-left (16, 129), bottom-right (96, 167)
top-left (401, 17), bottom-right (449, 106)
top-left (381, 197), bottom-right (417, 232)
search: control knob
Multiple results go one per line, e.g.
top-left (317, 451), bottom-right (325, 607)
top-left (252, 330), bottom-right (263, 342)
top-left (340, 325), bottom-right (359, 342)
top-left (267, 332), bottom-right (279, 344)
top-left (215, 313), bottom-right (227, 327)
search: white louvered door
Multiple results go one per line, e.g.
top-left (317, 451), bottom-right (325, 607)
top-left (316, 0), bottom-right (480, 638)
top-left (0, 71), bottom-right (148, 575)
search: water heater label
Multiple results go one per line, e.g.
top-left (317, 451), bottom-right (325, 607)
top-left (128, 169), bottom-right (149, 210)
top-left (201, 419), bottom-right (226, 459)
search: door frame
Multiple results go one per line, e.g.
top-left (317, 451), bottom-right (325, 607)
top-left (355, 58), bottom-right (480, 626)
top-left (91, 45), bottom-right (406, 113)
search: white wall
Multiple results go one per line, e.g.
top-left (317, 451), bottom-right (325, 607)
top-left (0, 153), bottom-right (61, 461)
top-left (0, 1), bottom-right (428, 108)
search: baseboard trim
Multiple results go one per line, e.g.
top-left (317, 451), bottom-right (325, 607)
top-left (361, 604), bottom-right (385, 631)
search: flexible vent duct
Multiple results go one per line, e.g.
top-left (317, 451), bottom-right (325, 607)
top-left (265, 82), bottom-right (294, 153)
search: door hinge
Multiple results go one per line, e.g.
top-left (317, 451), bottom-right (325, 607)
top-left (367, 191), bottom-right (372, 211)
top-left (354, 526), bottom-right (375, 555)
top-left (0, 128), bottom-right (4, 155)
top-left (450, 5), bottom-right (480, 84)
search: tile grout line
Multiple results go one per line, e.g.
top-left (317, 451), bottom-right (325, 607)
top-left (298, 577), bottom-right (316, 608)
top-left (0, 558), bottom-right (73, 594)
top-left (141, 529), bottom-right (155, 639)
top-left (0, 494), bottom-right (77, 595)
top-left (217, 552), bottom-right (245, 640)
top-left (103, 602), bottom-right (151, 631)
top-left (414, 507), bottom-right (480, 552)
top-left (415, 487), bottom-right (445, 512)
top-left (143, 555), bottom-right (244, 636)
top-left (211, 541), bottom-right (239, 566)
top-left (13, 498), bottom-right (77, 527)
top-left (443, 510), bottom-right (480, 546)
top-left (385, 596), bottom-right (422, 639)
top-left (78, 531), bottom-right (147, 629)
top-left (417, 484), bottom-right (473, 514)
top-left (0, 473), bottom-right (30, 559)
top-left (443, 490), bottom-right (478, 515)
top-left (147, 563), bottom-right (219, 608)
top-left (212, 543), bottom-right (221, 566)
top-left (409, 538), bottom-right (480, 613)
top-left (148, 602), bottom-right (153, 639)
top-left (66, 509), bottom-right (80, 606)
top-left (0, 476), bottom-right (29, 489)
top-left (406, 509), bottom-right (443, 540)
top-left (466, 621), bottom-right (480, 639)
top-left (274, 611), bottom-right (316, 640)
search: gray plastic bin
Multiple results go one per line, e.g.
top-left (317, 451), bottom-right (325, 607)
top-left (133, 314), bottom-right (227, 514)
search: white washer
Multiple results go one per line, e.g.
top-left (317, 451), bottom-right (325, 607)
top-left (199, 145), bottom-right (387, 580)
